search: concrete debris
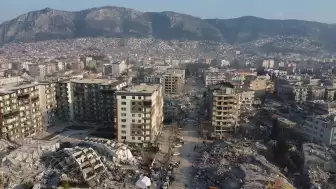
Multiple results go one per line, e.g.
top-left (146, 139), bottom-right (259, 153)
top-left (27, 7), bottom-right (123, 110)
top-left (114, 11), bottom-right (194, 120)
top-left (303, 143), bottom-right (336, 189)
top-left (2, 141), bottom-right (59, 170)
top-left (52, 147), bottom-right (106, 181)
top-left (80, 137), bottom-right (137, 165)
top-left (193, 140), bottom-right (296, 189)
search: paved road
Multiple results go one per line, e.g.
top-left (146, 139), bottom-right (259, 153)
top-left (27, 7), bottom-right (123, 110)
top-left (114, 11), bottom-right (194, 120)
top-left (170, 102), bottom-right (204, 189)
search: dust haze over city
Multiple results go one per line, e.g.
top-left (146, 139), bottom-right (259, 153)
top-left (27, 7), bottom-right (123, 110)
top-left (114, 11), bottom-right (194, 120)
top-left (0, 0), bottom-right (336, 189)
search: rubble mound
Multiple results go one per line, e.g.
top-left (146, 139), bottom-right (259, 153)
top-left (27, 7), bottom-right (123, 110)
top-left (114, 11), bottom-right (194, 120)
top-left (194, 140), bottom-right (295, 189)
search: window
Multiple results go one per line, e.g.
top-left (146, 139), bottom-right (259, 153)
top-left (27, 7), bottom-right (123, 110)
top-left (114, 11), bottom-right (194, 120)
top-left (121, 136), bottom-right (126, 139)
top-left (121, 125), bottom-right (126, 128)
top-left (138, 125), bottom-right (142, 129)
top-left (121, 119), bottom-right (126, 122)
top-left (132, 114), bottom-right (135, 117)
top-left (132, 119), bottom-right (135, 123)
top-left (121, 130), bottom-right (126, 134)
top-left (121, 107), bottom-right (126, 111)
top-left (138, 114), bottom-right (142, 117)
top-left (138, 137), bottom-right (141, 140)
top-left (121, 102), bottom-right (126, 105)
top-left (138, 97), bottom-right (141, 100)
top-left (132, 137), bottom-right (135, 140)
top-left (138, 120), bottom-right (142, 123)
top-left (132, 102), bottom-right (135, 105)
top-left (138, 108), bottom-right (142, 111)
top-left (121, 96), bottom-right (126, 99)
top-left (132, 96), bottom-right (135, 99)
top-left (121, 113), bottom-right (126, 116)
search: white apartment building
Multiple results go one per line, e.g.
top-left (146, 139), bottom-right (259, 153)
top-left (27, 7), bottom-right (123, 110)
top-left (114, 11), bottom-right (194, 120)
top-left (115, 84), bottom-right (163, 145)
top-left (111, 61), bottom-right (127, 75)
top-left (300, 115), bottom-right (336, 145)
top-left (204, 70), bottom-right (227, 86)
top-left (262, 59), bottom-right (275, 69)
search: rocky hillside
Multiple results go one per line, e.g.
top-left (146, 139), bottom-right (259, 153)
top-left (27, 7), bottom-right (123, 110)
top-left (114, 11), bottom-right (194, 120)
top-left (1, 6), bottom-right (336, 51)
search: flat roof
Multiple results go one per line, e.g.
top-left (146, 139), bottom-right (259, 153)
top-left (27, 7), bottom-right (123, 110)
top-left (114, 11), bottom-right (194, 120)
top-left (116, 84), bottom-right (161, 96)
top-left (71, 79), bottom-right (126, 86)
top-left (0, 82), bottom-right (38, 94)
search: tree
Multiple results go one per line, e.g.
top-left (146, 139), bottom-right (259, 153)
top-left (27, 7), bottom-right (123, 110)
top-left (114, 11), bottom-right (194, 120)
top-left (62, 181), bottom-right (70, 189)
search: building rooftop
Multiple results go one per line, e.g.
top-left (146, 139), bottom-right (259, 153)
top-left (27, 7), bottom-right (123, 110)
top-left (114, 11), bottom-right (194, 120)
top-left (117, 84), bottom-right (161, 95)
top-left (0, 81), bottom-right (38, 95)
top-left (71, 78), bottom-right (126, 86)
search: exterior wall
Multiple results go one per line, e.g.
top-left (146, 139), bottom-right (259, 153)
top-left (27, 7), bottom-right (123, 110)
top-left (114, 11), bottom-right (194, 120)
top-left (0, 85), bottom-right (42, 140)
top-left (300, 116), bottom-right (336, 145)
top-left (116, 85), bottom-right (163, 144)
top-left (163, 74), bottom-right (184, 95)
top-left (239, 91), bottom-right (255, 108)
top-left (56, 80), bottom-right (127, 127)
top-left (39, 83), bottom-right (57, 128)
top-left (210, 87), bottom-right (240, 135)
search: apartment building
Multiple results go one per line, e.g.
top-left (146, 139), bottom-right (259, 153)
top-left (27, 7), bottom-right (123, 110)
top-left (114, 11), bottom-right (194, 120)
top-left (0, 83), bottom-right (42, 140)
top-left (207, 83), bottom-right (240, 137)
top-left (55, 80), bottom-right (74, 121)
top-left (56, 79), bottom-right (127, 127)
top-left (203, 70), bottom-right (227, 86)
top-left (238, 90), bottom-right (255, 108)
top-left (244, 77), bottom-right (267, 97)
top-left (111, 61), bottom-right (127, 75)
top-left (163, 73), bottom-right (184, 95)
top-left (144, 74), bottom-right (163, 84)
top-left (300, 114), bottom-right (336, 145)
top-left (276, 79), bottom-right (309, 103)
top-left (38, 82), bottom-right (57, 127)
top-left (115, 84), bottom-right (163, 145)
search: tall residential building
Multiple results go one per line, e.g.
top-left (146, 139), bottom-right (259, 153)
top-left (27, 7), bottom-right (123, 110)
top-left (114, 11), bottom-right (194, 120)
top-left (163, 69), bottom-right (185, 95)
top-left (0, 83), bottom-right (42, 140)
top-left (115, 84), bottom-right (163, 145)
top-left (111, 61), bottom-right (127, 75)
top-left (56, 79), bottom-right (127, 127)
top-left (38, 82), bottom-right (57, 127)
top-left (206, 83), bottom-right (253, 137)
top-left (103, 64), bottom-right (113, 77)
top-left (262, 59), bottom-right (275, 69)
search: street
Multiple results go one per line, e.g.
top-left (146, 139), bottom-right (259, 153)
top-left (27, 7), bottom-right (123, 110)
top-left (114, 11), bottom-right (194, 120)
top-left (169, 76), bottom-right (205, 189)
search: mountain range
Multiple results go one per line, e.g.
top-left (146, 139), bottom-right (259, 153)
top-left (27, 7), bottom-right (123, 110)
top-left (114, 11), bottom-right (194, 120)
top-left (1, 6), bottom-right (336, 51)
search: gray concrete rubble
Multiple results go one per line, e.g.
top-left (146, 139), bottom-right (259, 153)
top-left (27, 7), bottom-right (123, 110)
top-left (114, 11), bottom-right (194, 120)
top-left (193, 140), bottom-right (296, 189)
top-left (302, 143), bottom-right (336, 189)
top-left (0, 137), bottom-right (153, 189)
top-left (80, 137), bottom-right (137, 165)
top-left (50, 147), bottom-right (106, 181)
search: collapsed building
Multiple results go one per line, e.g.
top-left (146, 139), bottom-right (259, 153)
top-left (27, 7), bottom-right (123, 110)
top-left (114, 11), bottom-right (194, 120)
top-left (0, 137), bottom-right (154, 189)
top-left (193, 140), bottom-right (296, 189)
top-left (302, 143), bottom-right (336, 189)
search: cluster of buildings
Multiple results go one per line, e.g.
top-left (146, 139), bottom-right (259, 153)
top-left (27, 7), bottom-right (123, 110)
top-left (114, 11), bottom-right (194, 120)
top-left (0, 75), bottom-right (164, 146)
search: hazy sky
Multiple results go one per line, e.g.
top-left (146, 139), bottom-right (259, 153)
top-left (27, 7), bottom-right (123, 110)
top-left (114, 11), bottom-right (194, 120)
top-left (0, 0), bottom-right (334, 23)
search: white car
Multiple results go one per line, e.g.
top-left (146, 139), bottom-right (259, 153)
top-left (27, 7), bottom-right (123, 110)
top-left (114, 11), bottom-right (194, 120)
top-left (173, 152), bottom-right (180, 156)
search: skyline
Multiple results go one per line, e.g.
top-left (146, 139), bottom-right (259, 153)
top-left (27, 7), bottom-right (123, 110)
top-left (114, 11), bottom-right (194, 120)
top-left (0, 0), bottom-right (334, 24)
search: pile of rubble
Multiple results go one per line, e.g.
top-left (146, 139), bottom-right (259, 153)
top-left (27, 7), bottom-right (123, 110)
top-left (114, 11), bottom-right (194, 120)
top-left (303, 143), bottom-right (336, 189)
top-left (0, 137), bottom-right (155, 189)
top-left (193, 140), bottom-right (295, 189)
